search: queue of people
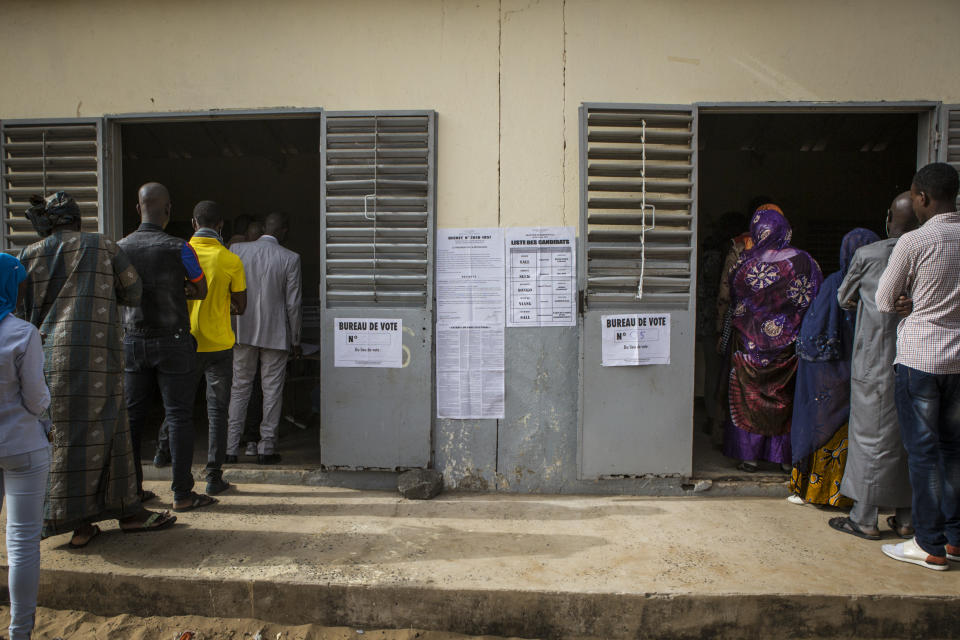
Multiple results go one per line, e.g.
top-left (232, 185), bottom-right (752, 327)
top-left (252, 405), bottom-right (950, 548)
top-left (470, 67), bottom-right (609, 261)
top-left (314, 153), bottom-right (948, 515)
top-left (712, 162), bottom-right (960, 572)
top-left (1, 163), bottom-right (958, 638)
top-left (0, 182), bottom-right (302, 639)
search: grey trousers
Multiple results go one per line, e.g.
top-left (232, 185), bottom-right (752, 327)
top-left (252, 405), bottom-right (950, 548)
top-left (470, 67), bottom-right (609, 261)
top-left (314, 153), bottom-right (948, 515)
top-left (227, 344), bottom-right (288, 455)
top-left (850, 500), bottom-right (912, 530)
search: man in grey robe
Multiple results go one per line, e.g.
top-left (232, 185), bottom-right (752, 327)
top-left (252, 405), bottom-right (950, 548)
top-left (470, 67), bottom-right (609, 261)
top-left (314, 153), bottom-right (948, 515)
top-left (834, 192), bottom-right (916, 538)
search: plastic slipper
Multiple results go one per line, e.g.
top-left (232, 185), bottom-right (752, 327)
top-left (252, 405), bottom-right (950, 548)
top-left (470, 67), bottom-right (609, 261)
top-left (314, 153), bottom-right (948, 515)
top-left (829, 516), bottom-right (881, 540)
top-left (886, 515), bottom-right (914, 539)
top-left (173, 492), bottom-right (218, 513)
top-left (736, 462), bottom-right (759, 473)
top-left (121, 510), bottom-right (177, 533)
top-left (140, 489), bottom-right (157, 503)
top-left (68, 524), bottom-right (101, 549)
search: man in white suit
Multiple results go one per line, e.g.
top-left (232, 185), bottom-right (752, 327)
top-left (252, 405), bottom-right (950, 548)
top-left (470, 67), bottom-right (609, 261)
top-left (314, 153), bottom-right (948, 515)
top-left (225, 212), bottom-right (302, 464)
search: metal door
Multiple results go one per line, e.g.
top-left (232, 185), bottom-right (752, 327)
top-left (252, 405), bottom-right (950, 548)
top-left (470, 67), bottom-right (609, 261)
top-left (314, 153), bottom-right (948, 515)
top-left (320, 111), bottom-right (437, 469)
top-left (940, 105), bottom-right (960, 208)
top-left (577, 104), bottom-right (697, 478)
top-left (1, 120), bottom-right (103, 251)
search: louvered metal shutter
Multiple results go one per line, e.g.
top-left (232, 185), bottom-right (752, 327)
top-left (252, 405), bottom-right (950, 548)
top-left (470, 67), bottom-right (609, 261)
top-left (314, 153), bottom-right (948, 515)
top-left (1, 121), bottom-right (101, 250)
top-left (580, 106), bottom-right (695, 309)
top-left (319, 110), bottom-right (436, 470)
top-left (321, 112), bottom-right (435, 308)
top-left (943, 106), bottom-right (960, 208)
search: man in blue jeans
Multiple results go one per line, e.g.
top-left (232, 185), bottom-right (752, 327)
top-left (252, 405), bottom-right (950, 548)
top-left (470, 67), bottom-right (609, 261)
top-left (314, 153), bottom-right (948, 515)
top-left (877, 162), bottom-right (960, 571)
top-left (119, 182), bottom-right (218, 512)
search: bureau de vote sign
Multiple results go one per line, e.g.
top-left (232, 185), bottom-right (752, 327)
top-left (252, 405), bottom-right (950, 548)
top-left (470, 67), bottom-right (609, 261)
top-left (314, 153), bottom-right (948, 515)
top-left (600, 313), bottom-right (671, 366)
top-left (334, 318), bottom-right (403, 368)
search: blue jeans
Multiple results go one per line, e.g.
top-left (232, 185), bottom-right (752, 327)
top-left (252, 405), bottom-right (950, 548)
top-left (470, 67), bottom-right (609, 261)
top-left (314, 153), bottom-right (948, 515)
top-left (159, 351), bottom-right (246, 471)
top-left (894, 365), bottom-right (960, 556)
top-left (124, 332), bottom-right (198, 502)
top-left (196, 350), bottom-right (233, 478)
top-left (0, 447), bottom-right (51, 640)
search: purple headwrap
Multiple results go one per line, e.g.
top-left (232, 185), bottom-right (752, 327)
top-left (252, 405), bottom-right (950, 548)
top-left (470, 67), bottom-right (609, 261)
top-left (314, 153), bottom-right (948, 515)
top-left (745, 207), bottom-right (793, 259)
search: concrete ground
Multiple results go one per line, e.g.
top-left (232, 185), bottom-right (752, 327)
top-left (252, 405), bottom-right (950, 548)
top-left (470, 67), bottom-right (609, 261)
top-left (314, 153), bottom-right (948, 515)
top-left (3, 481), bottom-right (960, 639)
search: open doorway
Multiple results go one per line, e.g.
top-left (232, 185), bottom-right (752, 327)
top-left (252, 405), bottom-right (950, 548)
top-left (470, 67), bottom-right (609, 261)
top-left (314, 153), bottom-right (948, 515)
top-left (118, 116), bottom-right (323, 468)
top-left (693, 109), bottom-right (921, 478)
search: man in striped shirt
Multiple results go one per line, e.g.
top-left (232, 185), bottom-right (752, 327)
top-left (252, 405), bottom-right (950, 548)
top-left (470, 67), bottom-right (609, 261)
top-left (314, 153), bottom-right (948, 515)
top-left (876, 162), bottom-right (960, 571)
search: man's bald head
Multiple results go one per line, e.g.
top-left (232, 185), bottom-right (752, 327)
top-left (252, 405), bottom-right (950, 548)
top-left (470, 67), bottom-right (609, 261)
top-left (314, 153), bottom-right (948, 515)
top-left (887, 190), bottom-right (918, 238)
top-left (137, 182), bottom-right (171, 227)
top-left (263, 211), bottom-right (289, 242)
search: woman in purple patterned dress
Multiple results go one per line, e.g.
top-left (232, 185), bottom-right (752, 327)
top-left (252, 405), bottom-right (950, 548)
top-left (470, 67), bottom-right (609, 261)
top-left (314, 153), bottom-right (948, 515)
top-left (723, 207), bottom-right (823, 472)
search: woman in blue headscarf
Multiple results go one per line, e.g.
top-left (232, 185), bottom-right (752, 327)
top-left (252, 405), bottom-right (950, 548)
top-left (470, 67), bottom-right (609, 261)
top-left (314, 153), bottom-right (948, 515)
top-left (0, 253), bottom-right (52, 640)
top-left (789, 228), bottom-right (880, 507)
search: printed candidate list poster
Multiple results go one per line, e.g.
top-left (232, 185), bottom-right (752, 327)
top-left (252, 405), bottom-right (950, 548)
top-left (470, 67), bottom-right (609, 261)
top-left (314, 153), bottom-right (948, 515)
top-left (601, 313), bottom-right (671, 366)
top-left (506, 226), bottom-right (576, 327)
top-left (334, 318), bottom-right (403, 368)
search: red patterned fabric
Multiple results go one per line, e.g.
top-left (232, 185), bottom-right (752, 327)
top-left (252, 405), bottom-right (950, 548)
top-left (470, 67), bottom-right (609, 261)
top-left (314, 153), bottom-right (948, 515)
top-left (729, 347), bottom-right (798, 437)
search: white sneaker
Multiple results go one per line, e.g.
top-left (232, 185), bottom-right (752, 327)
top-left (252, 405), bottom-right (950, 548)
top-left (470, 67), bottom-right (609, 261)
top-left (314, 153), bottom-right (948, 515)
top-left (245, 441), bottom-right (258, 456)
top-left (947, 545), bottom-right (960, 562)
top-left (881, 537), bottom-right (949, 571)
top-left (786, 494), bottom-right (805, 505)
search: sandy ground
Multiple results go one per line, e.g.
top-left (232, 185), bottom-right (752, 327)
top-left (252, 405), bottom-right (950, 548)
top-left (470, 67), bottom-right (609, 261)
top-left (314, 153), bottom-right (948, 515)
top-left (10, 481), bottom-right (958, 597)
top-left (0, 606), bottom-right (532, 640)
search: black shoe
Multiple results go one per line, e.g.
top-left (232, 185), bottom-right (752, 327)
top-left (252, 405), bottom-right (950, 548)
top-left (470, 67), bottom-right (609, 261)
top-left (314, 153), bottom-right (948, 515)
top-left (257, 454), bottom-right (282, 465)
top-left (153, 449), bottom-right (171, 468)
top-left (206, 477), bottom-right (233, 495)
top-left (224, 455), bottom-right (238, 464)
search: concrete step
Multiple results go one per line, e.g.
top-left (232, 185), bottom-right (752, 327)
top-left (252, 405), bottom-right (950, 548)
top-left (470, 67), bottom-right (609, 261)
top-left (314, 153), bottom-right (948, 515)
top-left (12, 569), bottom-right (960, 640)
top-left (5, 482), bottom-right (957, 639)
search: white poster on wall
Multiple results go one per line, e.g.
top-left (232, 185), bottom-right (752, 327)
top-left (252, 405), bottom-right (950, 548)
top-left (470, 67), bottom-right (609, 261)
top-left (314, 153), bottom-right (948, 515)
top-left (437, 229), bottom-right (506, 325)
top-left (601, 313), bottom-right (671, 366)
top-left (334, 318), bottom-right (403, 368)
top-left (436, 321), bottom-right (505, 419)
top-left (436, 228), bottom-right (506, 419)
top-left (505, 226), bottom-right (576, 327)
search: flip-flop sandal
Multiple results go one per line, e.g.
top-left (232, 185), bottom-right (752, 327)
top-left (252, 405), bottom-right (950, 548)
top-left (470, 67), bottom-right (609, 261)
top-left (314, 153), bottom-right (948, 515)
top-left (886, 515), bottom-right (915, 539)
top-left (736, 462), bottom-right (759, 473)
top-left (68, 524), bottom-right (101, 549)
top-left (829, 516), bottom-right (881, 540)
top-left (121, 510), bottom-right (177, 533)
top-left (140, 490), bottom-right (157, 503)
top-left (173, 492), bottom-right (218, 513)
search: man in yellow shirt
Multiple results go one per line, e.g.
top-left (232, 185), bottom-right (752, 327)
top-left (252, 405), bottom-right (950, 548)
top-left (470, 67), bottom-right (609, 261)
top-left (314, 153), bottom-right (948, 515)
top-left (188, 201), bottom-right (247, 495)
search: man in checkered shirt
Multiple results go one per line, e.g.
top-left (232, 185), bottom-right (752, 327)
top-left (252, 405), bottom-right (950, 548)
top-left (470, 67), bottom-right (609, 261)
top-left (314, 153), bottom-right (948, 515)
top-left (876, 162), bottom-right (960, 571)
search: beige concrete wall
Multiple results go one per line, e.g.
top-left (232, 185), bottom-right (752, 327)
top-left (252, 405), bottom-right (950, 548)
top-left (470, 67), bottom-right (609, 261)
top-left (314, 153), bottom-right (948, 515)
top-left (0, 0), bottom-right (501, 228)
top-left (2, 0), bottom-right (959, 229)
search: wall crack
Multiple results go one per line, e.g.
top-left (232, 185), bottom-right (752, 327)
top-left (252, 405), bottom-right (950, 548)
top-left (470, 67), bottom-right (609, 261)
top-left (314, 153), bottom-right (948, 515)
top-left (561, 0), bottom-right (567, 227)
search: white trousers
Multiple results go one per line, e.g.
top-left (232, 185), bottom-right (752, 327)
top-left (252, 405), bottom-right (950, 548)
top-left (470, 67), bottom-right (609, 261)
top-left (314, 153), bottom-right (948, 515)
top-left (227, 344), bottom-right (288, 455)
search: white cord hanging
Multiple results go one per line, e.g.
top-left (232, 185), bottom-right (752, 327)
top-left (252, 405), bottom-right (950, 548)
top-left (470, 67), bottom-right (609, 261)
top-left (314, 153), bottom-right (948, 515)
top-left (363, 117), bottom-right (379, 303)
top-left (41, 130), bottom-right (48, 197)
top-left (637, 119), bottom-right (656, 300)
